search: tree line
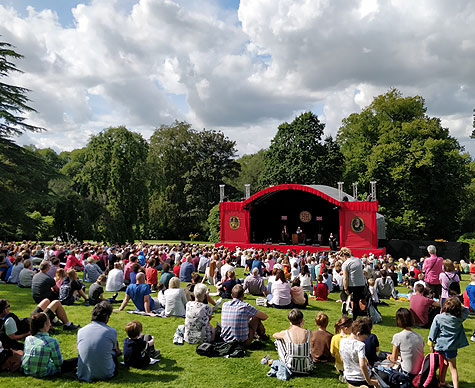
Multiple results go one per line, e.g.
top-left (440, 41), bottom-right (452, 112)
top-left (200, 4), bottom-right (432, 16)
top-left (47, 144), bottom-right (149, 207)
top-left (1, 40), bottom-right (474, 243)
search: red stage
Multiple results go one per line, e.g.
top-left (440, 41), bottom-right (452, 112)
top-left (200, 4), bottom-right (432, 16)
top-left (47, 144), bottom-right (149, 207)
top-left (217, 184), bottom-right (386, 257)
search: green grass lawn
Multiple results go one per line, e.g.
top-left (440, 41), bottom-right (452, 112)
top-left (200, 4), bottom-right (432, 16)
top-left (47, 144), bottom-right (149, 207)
top-left (1, 269), bottom-right (474, 388)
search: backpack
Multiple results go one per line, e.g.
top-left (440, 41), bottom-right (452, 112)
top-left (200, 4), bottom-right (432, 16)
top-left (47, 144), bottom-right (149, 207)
top-left (442, 273), bottom-right (461, 296)
top-left (412, 353), bottom-right (444, 388)
top-left (196, 341), bottom-right (246, 358)
top-left (369, 302), bottom-right (382, 324)
top-left (59, 277), bottom-right (72, 303)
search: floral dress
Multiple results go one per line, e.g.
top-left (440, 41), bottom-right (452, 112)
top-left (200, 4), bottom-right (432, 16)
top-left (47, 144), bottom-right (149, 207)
top-left (184, 301), bottom-right (213, 344)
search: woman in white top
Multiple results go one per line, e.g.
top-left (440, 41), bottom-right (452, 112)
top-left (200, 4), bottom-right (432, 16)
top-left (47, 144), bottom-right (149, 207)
top-left (105, 262), bottom-right (124, 299)
top-left (269, 269), bottom-right (292, 308)
top-left (164, 277), bottom-right (187, 317)
top-left (387, 308), bottom-right (424, 376)
top-left (298, 265), bottom-right (313, 293)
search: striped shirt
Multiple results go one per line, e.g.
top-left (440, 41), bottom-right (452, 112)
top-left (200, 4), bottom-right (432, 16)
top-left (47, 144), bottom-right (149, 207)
top-left (275, 329), bottom-right (313, 374)
top-left (22, 332), bottom-right (63, 377)
top-left (221, 299), bottom-right (257, 342)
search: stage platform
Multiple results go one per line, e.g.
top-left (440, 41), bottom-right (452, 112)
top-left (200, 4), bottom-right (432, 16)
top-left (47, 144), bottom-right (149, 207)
top-left (215, 242), bottom-right (386, 257)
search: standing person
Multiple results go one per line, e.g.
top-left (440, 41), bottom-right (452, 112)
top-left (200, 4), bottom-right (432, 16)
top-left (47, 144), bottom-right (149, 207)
top-left (77, 301), bottom-right (121, 382)
top-left (21, 313), bottom-right (77, 377)
top-left (428, 297), bottom-right (469, 388)
top-left (221, 285), bottom-right (268, 347)
top-left (329, 233), bottom-right (338, 251)
top-left (439, 259), bottom-right (461, 308)
top-left (341, 248), bottom-right (366, 319)
top-left (423, 245), bottom-right (444, 299)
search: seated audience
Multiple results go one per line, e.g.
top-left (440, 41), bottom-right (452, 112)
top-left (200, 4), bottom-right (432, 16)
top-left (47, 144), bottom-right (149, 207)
top-left (243, 267), bottom-right (266, 296)
top-left (221, 285), bottom-right (268, 347)
top-left (290, 278), bottom-right (308, 309)
top-left (387, 307), bottom-right (425, 377)
top-left (310, 312), bottom-right (334, 363)
top-left (330, 316), bottom-right (353, 382)
top-left (145, 258), bottom-right (158, 291)
top-left (21, 312), bottom-right (78, 377)
top-left (164, 277), bottom-right (187, 317)
top-left (106, 262), bottom-right (125, 300)
top-left (374, 270), bottom-right (397, 299)
top-left (339, 318), bottom-right (379, 387)
top-left (410, 283), bottom-right (440, 328)
top-left (83, 256), bottom-right (103, 283)
top-left (32, 261), bottom-right (59, 304)
top-left (313, 274), bottom-right (329, 301)
top-left (299, 265), bottom-right (313, 293)
top-left (118, 273), bottom-right (160, 314)
top-left (159, 263), bottom-right (175, 289)
top-left (88, 274), bottom-right (108, 305)
top-left (18, 259), bottom-right (34, 288)
top-left (59, 269), bottom-right (88, 305)
top-left (217, 270), bottom-right (240, 299)
top-left (362, 317), bottom-right (380, 367)
top-left (268, 269), bottom-right (292, 308)
top-left (184, 283), bottom-right (216, 344)
top-left (273, 308), bottom-right (313, 374)
top-left (123, 320), bottom-right (159, 368)
top-left (77, 301), bottom-right (120, 382)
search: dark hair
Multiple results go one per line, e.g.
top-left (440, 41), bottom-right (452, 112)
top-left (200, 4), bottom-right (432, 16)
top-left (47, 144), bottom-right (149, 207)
top-left (162, 263), bottom-right (170, 272)
top-left (30, 312), bottom-right (48, 335)
top-left (231, 284), bottom-right (244, 299)
top-left (317, 274), bottom-right (323, 282)
top-left (147, 258), bottom-right (156, 267)
top-left (288, 308), bottom-right (303, 325)
top-left (275, 269), bottom-right (286, 283)
top-left (352, 317), bottom-right (372, 336)
top-left (91, 301), bottom-right (113, 322)
top-left (291, 277), bottom-right (301, 287)
top-left (125, 320), bottom-right (142, 338)
top-left (191, 273), bottom-right (202, 283)
top-left (0, 299), bottom-right (9, 314)
top-left (300, 265), bottom-right (310, 276)
top-left (415, 284), bottom-right (425, 294)
top-left (442, 296), bottom-right (462, 318)
top-left (396, 307), bottom-right (414, 328)
top-left (132, 263), bottom-right (140, 273)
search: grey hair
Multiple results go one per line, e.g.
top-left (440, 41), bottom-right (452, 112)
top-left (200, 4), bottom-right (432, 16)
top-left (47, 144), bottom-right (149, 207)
top-left (193, 283), bottom-right (208, 302)
top-left (252, 267), bottom-right (259, 276)
top-left (427, 245), bottom-right (437, 255)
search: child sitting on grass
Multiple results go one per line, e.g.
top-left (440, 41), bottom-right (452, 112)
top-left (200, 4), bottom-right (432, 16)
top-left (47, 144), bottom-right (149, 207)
top-left (313, 274), bottom-right (329, 301)
top-left (339, 318), bottom-right (379, 387)
top-left (310, 312), bottom-right (334, 363)
top-left (330, 316), bottom-right (353, 383)
top-left (361, 317), bottom-right (381, 367)
top-left (123, 320), bottom-right (160, 369)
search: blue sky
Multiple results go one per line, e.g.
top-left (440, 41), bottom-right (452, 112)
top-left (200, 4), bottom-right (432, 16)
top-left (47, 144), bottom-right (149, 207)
top-left (1, 0), bottom-right (474, 158)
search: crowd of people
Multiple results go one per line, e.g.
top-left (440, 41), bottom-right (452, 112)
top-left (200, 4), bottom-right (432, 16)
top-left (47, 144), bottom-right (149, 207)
top-left (0, 241), bottom-right (474, 387)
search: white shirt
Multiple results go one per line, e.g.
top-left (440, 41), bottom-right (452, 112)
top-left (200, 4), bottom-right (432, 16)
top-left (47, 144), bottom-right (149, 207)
top-left (220, 263), bottom-right (234, 279)
top-left (105, 269), bottom-right (124, 291)
top-left (339, 337), bottom-right (368, 382)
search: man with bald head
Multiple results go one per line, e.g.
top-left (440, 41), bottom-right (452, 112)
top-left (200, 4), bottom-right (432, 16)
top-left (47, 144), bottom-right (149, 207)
top-left (117, 272), bottom-right (159, 314)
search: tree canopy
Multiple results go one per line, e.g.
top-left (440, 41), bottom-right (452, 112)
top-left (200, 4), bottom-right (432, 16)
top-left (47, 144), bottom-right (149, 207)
top-left (337, 89), bottom-right (472, 240)
top-left (0, 41), bottom-right (43, 137)
top-left (259, 112), bottom-right (343, 187)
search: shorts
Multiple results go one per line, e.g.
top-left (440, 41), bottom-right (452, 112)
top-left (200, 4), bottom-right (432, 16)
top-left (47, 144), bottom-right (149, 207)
top-left (438, 350), bottom-right (457, 359)
top-left (31, 306), bottom-right (55, 322)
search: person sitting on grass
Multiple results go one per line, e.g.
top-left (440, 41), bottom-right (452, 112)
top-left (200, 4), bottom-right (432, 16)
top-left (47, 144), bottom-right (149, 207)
top-left (82, 256), bottom-right (103, 283)
top-left (330, 316), bottom-right (353, 383)
top-left (243, 267), bottom-right (267, 296)
top-left (273, 308), bottom-right (313, 375)
top-left (267, 269), bottom-right (292, 309)
top-left (123, 320), bottom-right (160, 368)
top-left (0, 298), bottom-right (79, 351)
top-left (310, 312), bottom-right (334, 363)
top-left (410, 283), bottom-right (440, 328)
top-left (221, 284), bottom-right (268, 348)
top-left (313, 274), bottom-right (329, 301)
top-left (339, 318), bottom-right (380, 387)
top-left (118, 272), bottom-right (161, 314)
top-left (106, 261), bottom-right (125, 301)
top-left (217, 270), bottom-right (240, 299)
top-left (184, 283), bottom-right (216, 344)
top-left (361, 317), bottom-right (380, 367)
top-left (290, 278), bottom-right (308, 309)
top-left (146, 258), bottom-right (158, 291)
top-left (164, 277), bottom-right (188, 317)
top-left (77, 301), bottom-right (121, 382)
top-left (21, 312), bottom-right (78, 377)
top-left (18, 259), bottom-right (34, 288)
top-left (59, 269), bottom-right (88, 305)
top-left (88, 274), bottom-right (108, 305)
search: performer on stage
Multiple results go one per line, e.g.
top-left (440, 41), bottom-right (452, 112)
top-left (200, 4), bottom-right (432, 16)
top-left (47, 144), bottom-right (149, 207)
top-left (329, 233), bottom-right (338, 251)
top-left (281, 225), bottom-right (289, 242)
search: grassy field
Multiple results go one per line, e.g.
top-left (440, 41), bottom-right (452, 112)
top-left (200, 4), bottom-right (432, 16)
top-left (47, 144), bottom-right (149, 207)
top-left (1, 269), bottom-right (474, 388)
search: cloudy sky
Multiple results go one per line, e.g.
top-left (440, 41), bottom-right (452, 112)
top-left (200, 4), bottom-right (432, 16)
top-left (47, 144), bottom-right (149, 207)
top-left (1, 0), bottom-right (475, 157)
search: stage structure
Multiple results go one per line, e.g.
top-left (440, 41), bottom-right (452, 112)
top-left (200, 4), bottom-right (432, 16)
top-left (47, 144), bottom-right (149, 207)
top-left (217, 184), bottom-right (386, 257)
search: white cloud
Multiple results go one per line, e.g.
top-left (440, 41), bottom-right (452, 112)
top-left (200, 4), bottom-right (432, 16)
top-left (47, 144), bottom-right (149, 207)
top-left (0, 0), bottom-right (474, 158)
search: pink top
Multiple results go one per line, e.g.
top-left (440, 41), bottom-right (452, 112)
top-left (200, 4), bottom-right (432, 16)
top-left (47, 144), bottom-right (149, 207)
top-left (290, 286), bottom-right (306, 305)
top-left (439, 272), bottom-right (460, 299)
top-left (64, 254), bottom-right (83, 270)
top-left (410, 293), bottom-right (434, 326)
top-left (422, 254), bottom-right (443, 285)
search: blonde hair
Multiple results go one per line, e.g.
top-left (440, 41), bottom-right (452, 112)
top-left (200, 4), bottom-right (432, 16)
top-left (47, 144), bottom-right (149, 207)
top-left (169, 277), bottom-right (180, 289)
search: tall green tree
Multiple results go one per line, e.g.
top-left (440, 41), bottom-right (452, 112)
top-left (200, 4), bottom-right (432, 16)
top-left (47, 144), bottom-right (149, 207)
top-left (148, 121), bottom-right (239, 239)
top-left (225, 149), bottom-right (266, 197)
top-left (0, 40), bottom-right (43, 137)
top-left (259, 112), bottom-right (343, 187)
top-left (80, 126), bottom-right (149, 243)
top-left (337, 89), bottom-right (471, 240)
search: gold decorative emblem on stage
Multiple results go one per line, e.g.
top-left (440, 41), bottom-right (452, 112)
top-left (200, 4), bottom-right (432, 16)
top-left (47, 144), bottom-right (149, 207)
top-left (299, 211), bottom-right (312, 223)
top-left (229, 215), bottom-right (240, 230)
top-left (351, 216), bottom-right (365, 233)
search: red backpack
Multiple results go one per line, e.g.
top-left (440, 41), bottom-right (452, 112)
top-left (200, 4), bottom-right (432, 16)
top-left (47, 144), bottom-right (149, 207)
top-left (412, 353), bottom-right (444, 388)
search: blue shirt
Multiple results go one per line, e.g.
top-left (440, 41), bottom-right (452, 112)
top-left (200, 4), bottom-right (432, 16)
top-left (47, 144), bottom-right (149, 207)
top-left (428, 308), bottom-right (469, 352)
top-left (466, 284), bottom-right (475, 311)
top-left (77, 321), bottom-right (118, 382)
top-left (251, 260), bottom-right (265, 276)
top-left (126, 283), bottom-right (154, 311)
top-left (179, 262), bottom-right (194, 282)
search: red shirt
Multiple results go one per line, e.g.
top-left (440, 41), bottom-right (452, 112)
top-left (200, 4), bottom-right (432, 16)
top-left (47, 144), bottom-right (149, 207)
top-left (173, 265), bottom-right (181, 277)
top-left (413, 267), bottom-right (421, 278)
top-left (64, 254), bottom-right (83, 270)
top-left (470, 263), bottom-right (475, 274)
top-left (314, 282), bottom-right (329, 301)
top-left (409, 293), bottom-right (434, 326)
top-left (146, 267), bottom-right (158, 285)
